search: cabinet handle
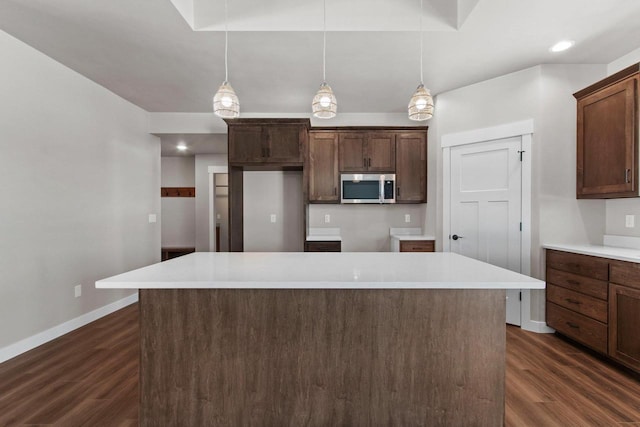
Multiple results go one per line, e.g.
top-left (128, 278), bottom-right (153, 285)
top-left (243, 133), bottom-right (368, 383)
top-left (566, 321), bottom-right (580, 329)
top-left (368, 158), bottom-right (371, 168)
top-left (565, 298), bottom-right (581, 305)
top-left (333, 187), bottom-right (337, 196)
top-left (626, 168), bottom-right (631, 183)
top-left (397, 186), bottom-right (401, 197)
top-left (363, 158), bottom-right (366, 168)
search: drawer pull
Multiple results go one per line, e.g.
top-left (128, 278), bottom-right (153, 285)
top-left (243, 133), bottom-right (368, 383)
top-left (566, 279), bottom-right (580, 285)
top-left (566, 321), bottom-right (580, 329)
top-left (565, 298), bottom-right (581, 305)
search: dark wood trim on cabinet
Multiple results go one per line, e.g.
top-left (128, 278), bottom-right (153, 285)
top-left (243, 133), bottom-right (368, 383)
top-left (573, 63), bottom-right (640, 99)
top-left (304, 241), bottom-right (341, 252)
top-left (399, 240), bottom-right (434, 252)
top-left (160, 187), bottom-right (195, 197)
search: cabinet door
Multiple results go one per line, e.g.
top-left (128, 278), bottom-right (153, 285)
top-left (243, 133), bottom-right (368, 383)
top-left (396, 132), bottom-right (427, 202)
top-left (339, 133), bottom-right (366, 172)
top-left (228, 126), bottom-right (264, 163)
top-left (366, 133), bottom-right (396, 172)
top-left (609, 283), bottom-right (640, 371)
top-left (265, 125), bottom-right (303, 163)
top-left (309, 132), bottom-right (339, 202)
top-left (577, 76), bottom-right (638, 198)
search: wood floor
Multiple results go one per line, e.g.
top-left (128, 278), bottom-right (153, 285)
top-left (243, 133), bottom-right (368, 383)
top-left (0, 304), bottom-right (639, 426)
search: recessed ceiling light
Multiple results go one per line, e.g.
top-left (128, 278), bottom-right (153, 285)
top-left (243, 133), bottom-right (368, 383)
top-left (550, 40), bottom-right (575, 53)
top-left (177, 144), bottom-right (188, 151)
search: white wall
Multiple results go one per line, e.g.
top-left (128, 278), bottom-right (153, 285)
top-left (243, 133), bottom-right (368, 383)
top-left (606, 47), bottom-right (640, 236)
top-left (243, 171), bottom-right (304, 252)
top-left (161, 156), bottom-right (196, 247)
top-left (433, 64), bottom-right (606, 322)
top-left (194, 154), bottom-right (228, 251)
top-left (607, 47), bottom-right (640, 75)
top-left (0, 30), bottom-right (160, 352)
top-left (309, 205), bottom-right (426, 252)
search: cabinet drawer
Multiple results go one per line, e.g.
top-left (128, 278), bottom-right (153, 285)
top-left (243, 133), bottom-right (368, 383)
top-left (546, 268), bottom-right (608, 300)
top-left (610, 260), bottom-right (640, 290)
top-left (547, 302), bottom-right (608, 354)
top-left (304, 241), bottom-right (341, 252)
top-left (546, 250), bottom-right (609, 281)
top-left (546, 284), bottom-right (608, 323)
top-left (399, 240), bottom-right (435, 252)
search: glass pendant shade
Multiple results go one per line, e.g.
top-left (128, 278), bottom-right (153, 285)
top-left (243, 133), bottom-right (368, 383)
top-left (312, 82), bottom-right (337, 119)
top-left (408, 84), bottom-right (433, 121)
top-left (213, 81), bottom-right (239, 118)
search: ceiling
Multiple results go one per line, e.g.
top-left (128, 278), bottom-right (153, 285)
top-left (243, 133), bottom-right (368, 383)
top-left (1, 0), bottom-right (639, 114)
top-left (159, 134), bottom-right (227, 156)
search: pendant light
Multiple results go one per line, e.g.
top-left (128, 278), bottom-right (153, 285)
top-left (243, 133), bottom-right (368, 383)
top-left (213, 0), bottom-right (239, 118)
top-left (408, 0), bottom-right (433, 121)
top-left (312, 0), bottom-right (337, 119)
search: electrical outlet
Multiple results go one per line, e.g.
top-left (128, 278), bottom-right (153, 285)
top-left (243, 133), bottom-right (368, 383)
top-left (148, 214), bottom-right (157, 223)
top-left (270, 214), bottom-right (277, 223)
top-left (626, 215), bottom-right (635, 228)
top-left (74, 285), bottom-right (82, 298)
top-left (324, 214), bottom-right (331, 223)
top-left (404, 214), bottom-right (411, 223)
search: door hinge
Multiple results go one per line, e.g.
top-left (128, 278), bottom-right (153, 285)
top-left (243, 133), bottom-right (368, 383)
top-left (518, 150), bottom-right (525, 162)
top-left (519, 222), bottom-right (522, 231)
top-left (519, 292), bottom-right (522, 301)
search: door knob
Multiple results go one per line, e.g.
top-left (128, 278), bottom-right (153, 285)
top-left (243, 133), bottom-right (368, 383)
top-left (451, 234), bottom-right (463, 240)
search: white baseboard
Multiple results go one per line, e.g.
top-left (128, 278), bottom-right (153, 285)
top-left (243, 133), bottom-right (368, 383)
top-left (521, 319), bottom-right (555, 334)
top-left (0, 293), bottom-right (139, 364)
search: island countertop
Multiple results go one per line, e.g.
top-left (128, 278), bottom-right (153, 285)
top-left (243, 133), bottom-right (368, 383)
top-left (96, 252), bottom-right (544, 290)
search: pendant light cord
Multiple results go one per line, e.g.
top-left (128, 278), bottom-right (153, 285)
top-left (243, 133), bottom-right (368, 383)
top-left (323, 0), bottom-right (327, 83)
top-left (224, 0), bottom-right (229, 83)
top-left (419, 0), bottom-right (423, 85)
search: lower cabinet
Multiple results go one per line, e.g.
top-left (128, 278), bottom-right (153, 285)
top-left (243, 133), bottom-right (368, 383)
top-left (304, 241), bottom-right (341, 252)
top-left (609, 261), bottom-right (640, 371)
top-left (546, 249), bottom-right (640, 373)
top-left (399, 240), bottom-right (435, 252)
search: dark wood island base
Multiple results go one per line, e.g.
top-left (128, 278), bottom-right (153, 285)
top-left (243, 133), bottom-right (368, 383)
top-left (140, 288), bottom-right (506, 426)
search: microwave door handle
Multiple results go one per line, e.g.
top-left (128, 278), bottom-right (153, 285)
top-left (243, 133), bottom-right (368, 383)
top-left (379, 177), bottom-right (384, 203)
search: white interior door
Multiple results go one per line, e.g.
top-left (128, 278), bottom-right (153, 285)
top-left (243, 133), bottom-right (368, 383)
top-left (450, 137), bottom-right (522, 326)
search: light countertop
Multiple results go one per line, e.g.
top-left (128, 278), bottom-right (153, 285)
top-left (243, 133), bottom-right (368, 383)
top-left (306, 235), bottom-right (342, 242)
top-left (306, 227), bottom-right (341, 242)
top-left (96, 252), bottom-right (544, 290)
top-left (544, 243), bottom-right (640, 264)
top-left (391, 235), bottom-right (436, 241)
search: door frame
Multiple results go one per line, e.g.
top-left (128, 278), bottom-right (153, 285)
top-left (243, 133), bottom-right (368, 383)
top-left (208, 165), bottom-right (229, 252)
top-left (441, 119), bottom-right (534, 330)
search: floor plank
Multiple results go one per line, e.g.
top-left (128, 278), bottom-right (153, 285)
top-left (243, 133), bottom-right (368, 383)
top-left (1, 305), bottom-right (639, 426)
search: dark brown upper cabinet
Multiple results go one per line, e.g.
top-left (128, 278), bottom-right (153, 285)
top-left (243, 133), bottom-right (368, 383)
top-left (574, 64), bottom-right (639, 198)
top-left (225, 119), bottom-right (309, 166)
top-left (338, 132), bottom-right (395, 172)
top-left (396, 132), bottom-right (427, 203)
top-left (308, 131), bottom-right (339, 203)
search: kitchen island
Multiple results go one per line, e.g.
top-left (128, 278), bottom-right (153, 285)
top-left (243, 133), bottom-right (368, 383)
top-left (97, 252), bottom-right (544, 427)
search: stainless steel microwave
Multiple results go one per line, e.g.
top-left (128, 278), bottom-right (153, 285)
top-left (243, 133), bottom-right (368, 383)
top-left (340, 174), bottom-right (396, 204)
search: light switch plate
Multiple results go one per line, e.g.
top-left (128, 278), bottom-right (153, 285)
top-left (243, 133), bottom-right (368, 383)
top-left (404, 214), bottom-right (411, 223)
top-left (148, 214), bottom-right (157, 223)
top-left (74, 285), bottom-right (82, 298)
top-left (324, 214), bottom-right (331, 223)
top-left (270, 214), bottom-right (277, 223)
top-left (626, 215), bottom-right (635, 228)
